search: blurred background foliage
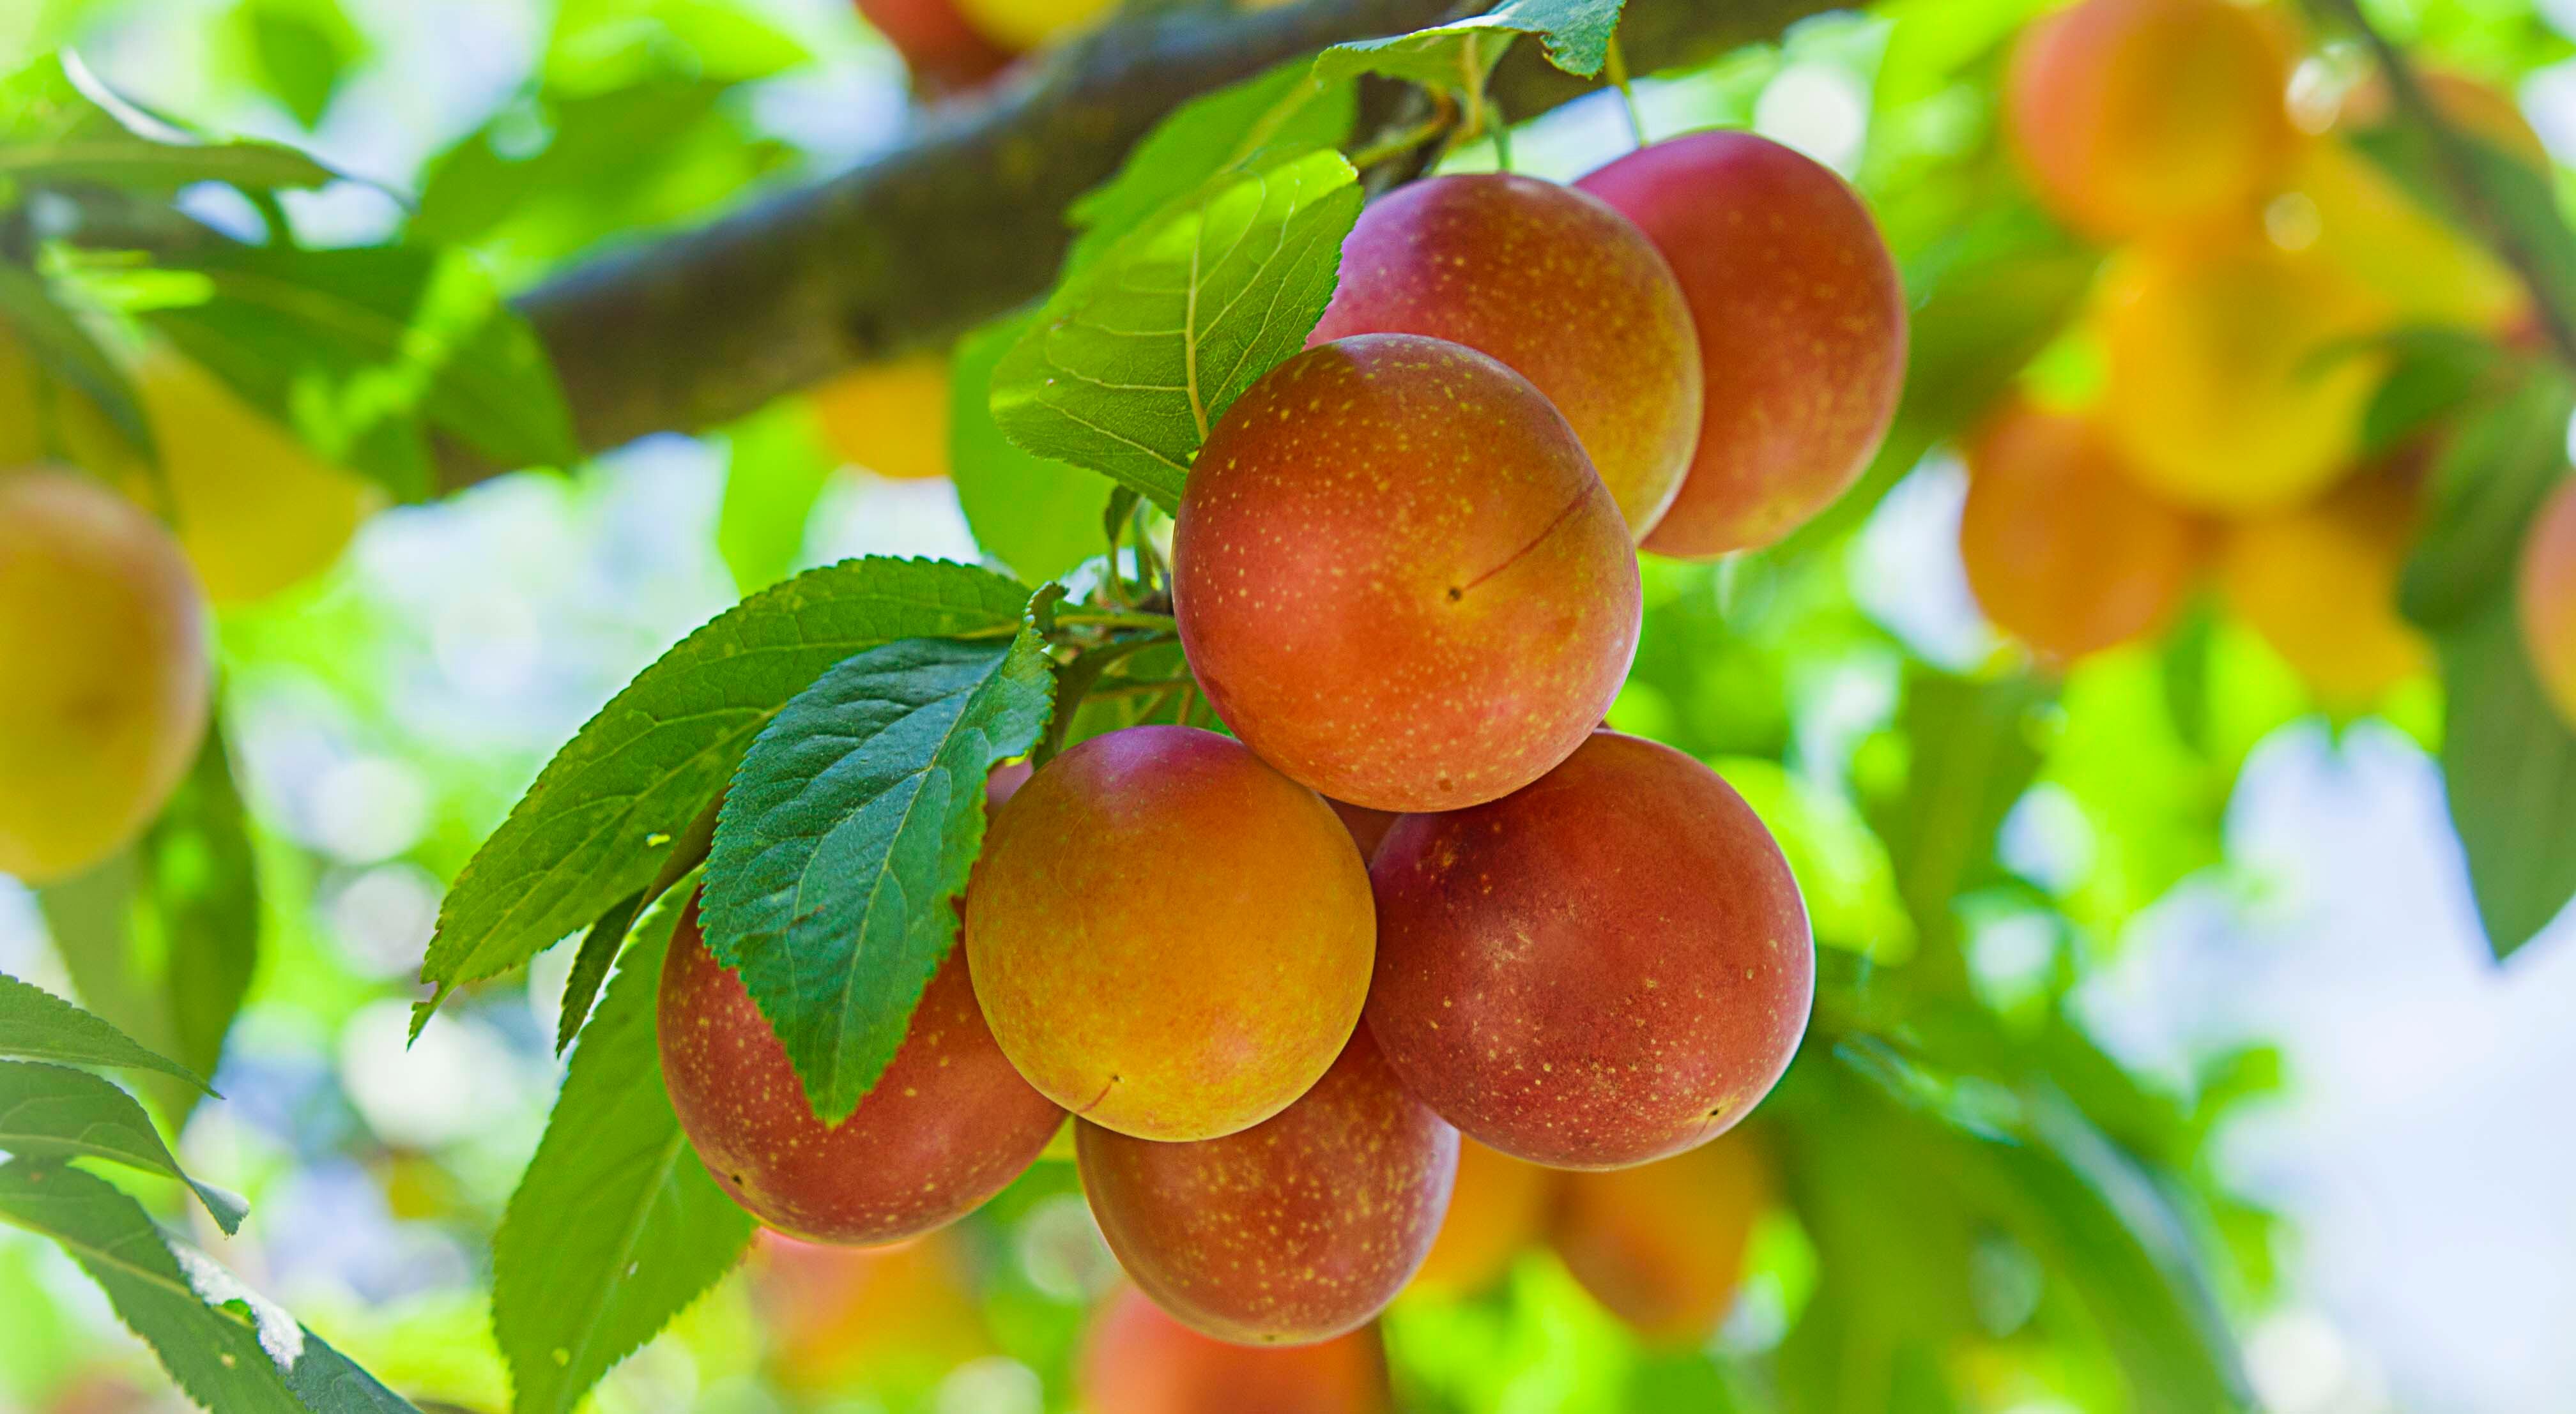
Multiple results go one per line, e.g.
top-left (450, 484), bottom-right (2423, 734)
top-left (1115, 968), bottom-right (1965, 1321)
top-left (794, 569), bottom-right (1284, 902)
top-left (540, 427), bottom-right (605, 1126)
top-left (6, 0), bottom-right (2576, 1411)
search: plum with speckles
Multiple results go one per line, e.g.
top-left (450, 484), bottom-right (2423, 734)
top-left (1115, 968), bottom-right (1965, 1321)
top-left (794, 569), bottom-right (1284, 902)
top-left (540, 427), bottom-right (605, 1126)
top-left (965, 726), bottom-right (1375, 1142)
top-left (658, 894), bottom-right (1061, 1245)
top-left (1078, 1027), bottom-right (1458, 1345)
top-left (1172, 334), bottom-right (1641, 814)
top-left (1577, 132), bottom-right (1906, 558)
top-left (1310, 174), bottom-right (1703, 538)
top-left (1365, 731), bottom-right (1812, 1169)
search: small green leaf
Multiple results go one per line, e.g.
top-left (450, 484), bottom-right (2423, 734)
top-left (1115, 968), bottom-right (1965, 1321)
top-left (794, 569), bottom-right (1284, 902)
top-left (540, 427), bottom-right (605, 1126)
top-left (0, 1161), bottom-right (416, 1412)
top-left (2400, 367), bottom-right (2575, 629)
top-left (2357, 325), bottom-right (2508, 455)
top-left (0, 974), bottom-right (210, 1095)
top-left (142, 243), bottom-right (578, 499)
top-left (0, 53), bottom-right (340, 194)
top-left (993, 149), bottom-right (1361, 510)
top-left (145, 730), bottom-right (262, 1091)
top-left (714, 400), bottom-right (838, 595)
top-left (1867, 669), bottom-right (2053, 987)
top-left (236, 0), bottom-right (365, 130)
top-left (1316, 0), bottom-right (1628, 94)
top-left (492, 892), bottom-right (753, 1414)
top-left (0, 261), bottom-right (155, 462)
top-left (419, 558), bottom-right (1032, 1032)
top-left (2428, 597), bottom-right (2576, 959)
top-left (701, 621), bottom-right (1055, 1121)
top-left (553, 892), bottom-right (641, 1055)
top-left (951, 312), bottom-right (1113, 585)
top-left (0, 1061), bottom-right (246, 1232)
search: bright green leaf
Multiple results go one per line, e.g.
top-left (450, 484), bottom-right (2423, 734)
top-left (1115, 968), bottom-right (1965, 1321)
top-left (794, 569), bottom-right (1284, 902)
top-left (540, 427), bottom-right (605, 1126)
top-left (0, 1061), bottom-right (245, 1231)
top-left (1316, 0), bottom-right (1629, 93)
top-left (0, 973), bottom-right (210, 1095)
top-left (491, 890), bottom-right (753, 1414)
top-left (714, 399), bottom-right (838, 595)
top-left (418, 558), bottom-right (1032, 1032)
top-left (951, 312), bottom-right (1112, 586)
top-left (992, 148), bottom-right (1363, 510)
top-left (0, 261), bottom-right (154, 462)
top-left (0, 52), bottom-right (339, 194)
top-left (700, 621), bottom-right (1054, 1121)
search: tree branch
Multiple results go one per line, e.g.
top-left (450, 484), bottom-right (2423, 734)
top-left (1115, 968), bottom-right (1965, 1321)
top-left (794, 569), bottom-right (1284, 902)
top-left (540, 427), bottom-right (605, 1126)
top-left (450, 0), bottom-right (1836, 491)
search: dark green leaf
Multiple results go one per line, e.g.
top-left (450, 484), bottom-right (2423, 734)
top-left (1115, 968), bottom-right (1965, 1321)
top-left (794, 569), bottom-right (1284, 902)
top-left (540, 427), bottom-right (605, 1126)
top-left (0, 973), bottom-right (210, 1095)
top-left (1316, 0), bottom-right (1629, 90)
top-left (553, 891), bottom-right (640, 1055)
top-left (951, 312), bottom-right (1112, 586)
top-left (0, 53), bottom-right (339, 194)
top-left (492, 892), bottom-right (753, 1414)
top-left (2400, 366), bottom-right (2575, 628)
top-left (701, 623), bottom-right (1054, 1121)
top-left (0, 261), bottom-right (155, 462)
top-left (2358, 325), bottom-right (2508, 455)
top-left (992, 148), bottom-right (1363, 510)
top-left (418, 558), bottom-right (1032, 1032)
top-left (0, 1061), bottom-right (245, 1231)
top-left (0, 1161), bottom-right (416, 1412)
top-left (2429, 596), bottom-right (2576, 958)
top-left (238, 0), bottom-right (365, 130)
top-left (144, 242), bottom-right (578, 498)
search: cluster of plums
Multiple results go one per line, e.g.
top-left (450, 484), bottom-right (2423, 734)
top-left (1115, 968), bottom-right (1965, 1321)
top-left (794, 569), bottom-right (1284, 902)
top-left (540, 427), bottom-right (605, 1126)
top-left (659, 126), bottom-right (1909, 1347)
top-left (1956, 0), bottom-right (2576, 725)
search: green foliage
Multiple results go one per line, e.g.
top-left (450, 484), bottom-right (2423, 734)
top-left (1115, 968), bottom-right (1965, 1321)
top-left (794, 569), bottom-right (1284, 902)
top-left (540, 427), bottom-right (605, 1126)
top-left (0, 1162), bottom-right (416, 1412)
top-left (993, 96), bottom-right (1362, 508)
top-left (139, 242), bottom-right (578, 501)
top-left (0, 1060), bottom-right (245, 1231)
top-left (700, 622), bottom-right (1054, 1120)
top-left (2403, 368), bottom-right (2576, 956)
top-left (0, 973), bottom-right (210, 1095)
top-left (950, 312), bottom-right (1114, 586)
top-left (712, 399), bottom-right (838, 595)
top-left (0, 52), bottom-right (338, 194)
top-left (1315, 0), bottom-right (1627, 96)
top-left (1868, 668), bottom-right (2052, 984)
top-left (491, 891), bottom-right (754, 1414)
top-left (552, 890), bottom-right (641, 1054)
top-left (233, 0), bottom-right (365, 129)
top-left (0, 258), bottom-right (151, 459)
top-left (417, 557), bottom-right (1033, 1031)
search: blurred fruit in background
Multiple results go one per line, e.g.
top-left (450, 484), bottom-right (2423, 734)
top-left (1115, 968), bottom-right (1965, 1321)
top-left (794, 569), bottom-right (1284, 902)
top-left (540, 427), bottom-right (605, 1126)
top-left (1959, 400), bottom-right (2211, 664)
top-left (1078, 1285), bottom-right (1391, 1414)
top-left (754, 1230), bottom-right (993, 1396)
top-left (1545, 1129), bottom-right (1772, 1347)
top-left (813, 351), bottom-right (954, 481)
top-left (2095, 237), bottom-right (2382, 515)
top-left (0, 469), bottom-right (210, 884)
top-left (2283, 141), bottom-right (2527, 333)
top-left (955, 0), bottom-right (1115, 50)
top-left (2219, 461), bottom-right (2431, 708)
top-left (855, 0), bottom-right (1018, 95)
top-left (68, 349), bottom-right (378, 607)
top-left (1406, 1138), bottom-right (1559, 1298)
top-left (1, 328), bottom-right (42, 466)
top-left (2518, 476), bottom-right (2576, 730)
top-left (2005, 0), bottom-right (2297, 239)
top-left (2338, 65), bottom-right (2552, 169)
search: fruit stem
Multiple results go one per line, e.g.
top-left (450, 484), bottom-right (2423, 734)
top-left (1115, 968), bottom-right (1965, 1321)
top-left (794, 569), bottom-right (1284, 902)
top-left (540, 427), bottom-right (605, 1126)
top-left (1606, 36), bottom-right (1649, 150)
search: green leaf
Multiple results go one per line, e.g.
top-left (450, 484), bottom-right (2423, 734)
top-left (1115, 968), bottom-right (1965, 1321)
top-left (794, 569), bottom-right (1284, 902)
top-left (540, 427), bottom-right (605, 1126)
top-left (700, 621), bottom-right (1055, 1121)
top-left (0, 260), bottom-right (155, 462)
top-left (418, 558), bottom-right (1032, 1031)
top-left (2400, 367), bottom-right (2575, 629)
top-left (992, 148), bottom-right (1363, 510)
top-left (951, 312), bottom-right (1112, 586)
top-left (236, 0), bottom-right (365, 130)
top-left (1062, 62), bottom-right (1357, 273)
top-left (2428, 597), bottom-right (2576, 959)
top-left (0, 1061), bottom-right (246, 1232)
top-left (1315, 0), bottom-right (1629, 91)
top-left (142, 730), bottom-right (262, 1089)
top-left (491, 892), bottom-right (754, 1414)
top-left (553, 891), bottom-right (641, 1055)
top-left (0, 974), bottom-right (210, 1095)
top-left (714, 400), bottom-right (838, 595)
top-left (2357, 325), bottom-right (2508, 456)
top-left (0, 1161), bottom-right (417, 1412)
top-left (142, 242), bottom-right (578, 499)
top-left (1868, 669), bottom-right (2052, 987)
top-left (0, 53), bottom-right (339, 194)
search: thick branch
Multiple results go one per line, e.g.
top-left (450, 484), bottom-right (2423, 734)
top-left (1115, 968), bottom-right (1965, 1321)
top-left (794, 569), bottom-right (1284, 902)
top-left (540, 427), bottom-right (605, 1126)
top-left (462, 0), bottom-right (1835, 491)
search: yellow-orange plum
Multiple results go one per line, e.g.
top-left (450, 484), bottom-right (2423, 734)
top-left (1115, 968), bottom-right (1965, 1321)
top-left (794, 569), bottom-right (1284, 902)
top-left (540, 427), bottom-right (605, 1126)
top-left (1367, 733), bottom-right (1812, 1169)
top-left (1310, 173), bottom-right (1703, 536)
top-left (2219, 466), bottom-right (2429, 707)
top-left (658, 897), bottom-right (1062, 1243)
top-left (1079, 1028), bottom-right (1456, 1344)
top-left (0, 469), bottom-right (210, 884)
top-left (854, 0), bottom-right (1016, 95)
top-left (1548, 1130), bottom-right (1771, 1345)
top-left (1407, 1138), bottom-right (1559, 1296)
top-left (964, 726), bottom-right (1374, 1141)
top-left (813, 353), bottom-right (953, 482)
top-left (2005, 0), bottom-right (2296, 238)
top-left (1172, 335), bottom-right (1639, 813)
top-left (955, 0), bottom-right (1111, 48)
top-left (1959, 402), bottom-right (2209, 663)
top-left (1577, 131), bottom-right (1907, 556)
top-left (1078, 1286), bottom-right (1390, 1414)
top-left (2517, 477), bottom-right (2576, 730)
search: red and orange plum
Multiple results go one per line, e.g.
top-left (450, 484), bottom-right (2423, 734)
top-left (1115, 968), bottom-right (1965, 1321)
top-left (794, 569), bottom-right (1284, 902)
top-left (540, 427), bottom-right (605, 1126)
top-left (1406, 1137), bottom-right (1558, 1296)
top-left (1959, 402), bottom-right (2209, 664)
top-left (1577, 131), bottom-right (1906, 557)
top-left (1078, 1028), bottom-right (1457, 1344)
top-left (0, 469), bottom-right (210, 884)
top-left (1173, 335), bottom-right (1640, 813)
top-left (1366, 732), bottom-right (1812, 1169)
top-left (1311, 174), bottom-right (1703, 537)
top-left (855, 0), bottom-right (1016, 94)
top-left (657, 897), bottom-right (1061, 1244)
top-left (1078, 1286), bottom-right (1390, 1413)
top-left (2518, 478), bottom-right (2576, 731)
top-left (1548, 1129), bottom-right (1772, 1344)
top-left (965, 726), bottom-right (1374, 1141)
